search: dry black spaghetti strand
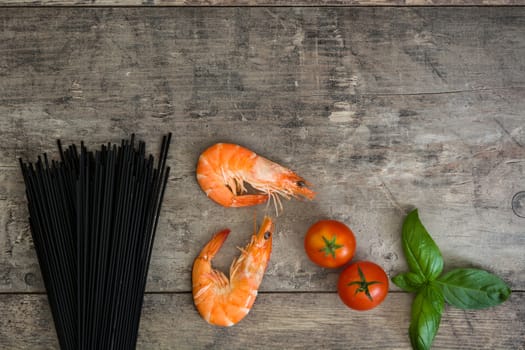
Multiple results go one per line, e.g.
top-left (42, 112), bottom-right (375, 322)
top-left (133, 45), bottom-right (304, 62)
top-left (20, 156), bottom-right (78, 349)
top-left (19, 134), bottom-right (171, 350)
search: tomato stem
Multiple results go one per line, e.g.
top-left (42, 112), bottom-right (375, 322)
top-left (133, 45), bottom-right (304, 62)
top-left (319, 235), bottom-right (343, 259)
top-left (347, 264), bottom-right (382, 301)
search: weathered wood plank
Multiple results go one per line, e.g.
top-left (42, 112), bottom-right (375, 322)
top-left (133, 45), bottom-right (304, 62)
top-left (2, 197), bottom-right (523, 292)
top-left (0, 292), bottom-right (523, 349)
top-left (1, 8), bottom-right (524, 294)
top-left (1, 0), bottom-right (524, 7)
top-left (1, 8), bottom-right (525, 112)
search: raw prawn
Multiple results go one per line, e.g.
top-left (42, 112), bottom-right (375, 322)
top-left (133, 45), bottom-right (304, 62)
top-left (192, 216), bottom-right (274, 327)
top-left (196, 143), bottom-right (315, 211)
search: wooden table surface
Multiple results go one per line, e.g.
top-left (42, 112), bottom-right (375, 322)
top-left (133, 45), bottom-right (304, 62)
top-left (1, 4), bottom-right (524, 350)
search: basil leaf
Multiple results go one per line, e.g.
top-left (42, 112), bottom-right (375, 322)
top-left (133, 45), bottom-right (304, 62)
top-left (402, 209), bottom-right (443, 281)
top-left (436, 268), bottom-right (511, 309)
top-left (392, 272), bottom-right (426, 292)
top-left (409, 283), bottom-right (444, 350)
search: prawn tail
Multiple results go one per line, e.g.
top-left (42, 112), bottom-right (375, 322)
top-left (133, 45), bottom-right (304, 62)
top-left (199, 229), bottom-right (231, 259)
top-left (201, 184), bottom-right (268, 207)
top-left (231, 194), bottom-right (269, 207)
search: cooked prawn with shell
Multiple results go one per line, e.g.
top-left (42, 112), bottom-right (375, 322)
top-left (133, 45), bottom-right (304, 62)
top-left (196, 143), bottom-right (315, 212)
top-left (192, 216), bottom-right (274, 327)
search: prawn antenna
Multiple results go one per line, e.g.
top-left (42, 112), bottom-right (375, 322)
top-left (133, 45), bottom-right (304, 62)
top-left (266, 191), bottom-right (284, 217)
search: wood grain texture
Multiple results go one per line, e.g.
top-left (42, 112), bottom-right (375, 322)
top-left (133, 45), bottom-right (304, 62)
top-left (2, 0), bottom-right (525, 7)
top-left (1, 292), bottom-right (524, 349)
top-left (0, 7), bottom-right (524, 348)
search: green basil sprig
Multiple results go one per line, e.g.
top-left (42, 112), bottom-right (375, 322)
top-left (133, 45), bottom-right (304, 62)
top-left (393, 209), bottom-right (511, 350)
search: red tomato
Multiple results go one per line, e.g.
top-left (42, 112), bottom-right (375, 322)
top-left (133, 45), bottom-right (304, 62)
top-left (304, 220), bottom-right (356, 268)
top-left (337, 261), bottom-right (389, 310)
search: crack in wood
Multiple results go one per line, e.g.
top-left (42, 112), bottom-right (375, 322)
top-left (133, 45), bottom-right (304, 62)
top-left (494, 117), bottom-right (524, 148)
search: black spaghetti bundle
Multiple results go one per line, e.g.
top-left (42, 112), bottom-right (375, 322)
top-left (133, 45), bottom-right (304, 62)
top-left (19, 134), bottom-right (171, 350)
